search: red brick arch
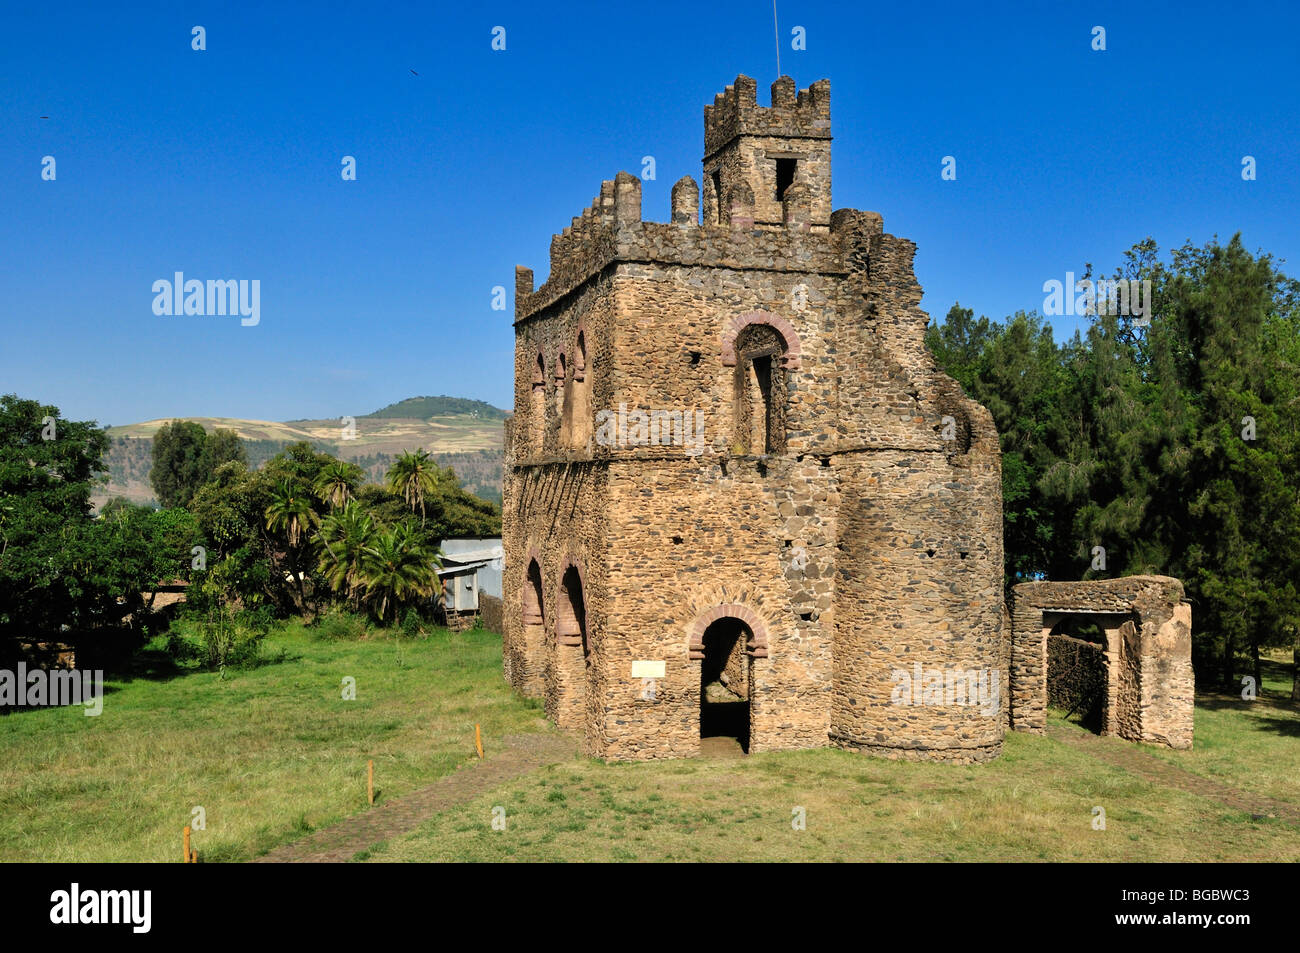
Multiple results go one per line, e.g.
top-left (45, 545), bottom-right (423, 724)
top-left (720, 311), bottom-right (802, 370)
top-left (686, 603), bottom-right (770, 660)
top-left (554, 554), bottom-right (588, 647)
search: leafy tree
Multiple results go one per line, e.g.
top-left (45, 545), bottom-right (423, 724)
top-left (150, 420), bottom-right (209, 508)
top-left (1151, 236), bottom-right (1300, 687)
top-left (204, 427), bottom-right (248, 472)
top-left (928, 236), bottom-right (1300, 694)
top-left (0, 395), bottom-right (109, 635)
top-left (0, 397), bottom-right (197, 640)
top-left (150, 421), bottom-right (246, 509)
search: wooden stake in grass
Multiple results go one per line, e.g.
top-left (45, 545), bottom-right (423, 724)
top-left (367, 759), bottom-right (374, 806)
top-left (183, 825), bottom-right (191, 864)
top-left (190, 848), bottom-right (197, 864)
top-left (475, 724), bottom-right (484, 759)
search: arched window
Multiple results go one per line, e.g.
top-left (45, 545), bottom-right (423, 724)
top-left (566, 330), bottom-right (591, 448)
top-left (556, 351), bottom-right (571, 447)
top-left (531, 351), bottom-right (546, 455)
top-left (732, 323), bottom-right (787, 454)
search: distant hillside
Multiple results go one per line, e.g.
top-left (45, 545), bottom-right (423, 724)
top-left (97, 397), bottom-right (508, 509)
top-left (360, 395), bottom-right (508, 420)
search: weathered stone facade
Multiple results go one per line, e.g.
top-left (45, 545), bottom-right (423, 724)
top-left (1010, 576), bottom-right (1194, 749)
top-left (500, 75), bottom-right (1008, 763)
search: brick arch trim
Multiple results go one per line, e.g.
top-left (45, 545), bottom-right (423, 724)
top-left (720, 311), bottom-right (802, 370)
top-left (686, 603), bottom-right (770, 660)
top-left (554, 554), bottom-right (587, 646)
top-left (532, 350), bottom-right (546, 386)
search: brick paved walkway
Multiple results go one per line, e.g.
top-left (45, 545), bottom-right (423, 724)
top-left (1048, 724), bottom-right (1300, 825)
top-left (252, 733), bottom-right (577, 862)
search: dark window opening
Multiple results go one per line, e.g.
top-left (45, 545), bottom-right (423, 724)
top-left (775, 158), bottom-right (797, 202)
top-left (732, 323), bottom-right (788, 455)
top-left (752, 355), bottom-right (773, 452)
top-left (711, 169), bottom-right (724, 223)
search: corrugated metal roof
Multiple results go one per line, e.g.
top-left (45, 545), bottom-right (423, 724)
top-left (440, 547), bottom-right (503, 564)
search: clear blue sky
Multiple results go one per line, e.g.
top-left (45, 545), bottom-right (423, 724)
top-left (3, 1), bottom-right (1296, 426)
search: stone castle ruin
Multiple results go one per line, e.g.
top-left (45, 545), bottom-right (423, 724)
top-left (500, 75), bottom-right (1192, 762)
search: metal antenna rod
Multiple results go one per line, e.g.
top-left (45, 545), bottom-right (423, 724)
top-left (773, 0), bottom-right (781, 77)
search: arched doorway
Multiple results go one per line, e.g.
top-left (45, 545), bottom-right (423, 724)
top-left (699, 617), bottom-right (752, 753)
top-left (554, 565), bottom-right (588, 730)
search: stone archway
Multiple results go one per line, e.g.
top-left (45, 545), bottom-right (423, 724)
top-left (698, 617), bottom-right (753, 753)
top-left (686, 602), bottom-right (770, 754)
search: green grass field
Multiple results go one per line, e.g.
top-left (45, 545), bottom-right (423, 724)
top-left (0, 623), bottom-right (543, 862)
top-left (1, 624), bottom-right (1296, 862)
top-left (359, 715), bottom-right (1300, 863)
top-left (1142, 654), bottom-right (1300, 808)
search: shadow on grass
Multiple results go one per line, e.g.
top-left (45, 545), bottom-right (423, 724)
top-left (102, 644), bottom-right (301, 690)
top-left (1194, 691), bottom-right (1299, 716)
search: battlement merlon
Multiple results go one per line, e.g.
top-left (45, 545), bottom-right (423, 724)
top-left (704, 75), bottom-right (831, 159)
top-left (513, 171), bottom-right (641, 321)
top-left (514, 207), bottom-right (901, 325)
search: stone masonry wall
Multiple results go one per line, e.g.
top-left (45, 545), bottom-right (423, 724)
top-left (598, 456), bottom-right (834, 759)
top-left (1010, 576), bottom-right (1193, 749)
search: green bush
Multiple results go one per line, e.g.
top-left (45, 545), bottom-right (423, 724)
top-left (165, 606), bottom-right (269, 668)
top-left (309, 607), bottom-right (370, 641)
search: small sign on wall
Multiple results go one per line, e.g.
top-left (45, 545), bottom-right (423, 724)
top-left (631, 660), bottom-right (666, 678)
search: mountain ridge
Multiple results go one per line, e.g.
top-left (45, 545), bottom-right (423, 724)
top-left (98, 396), bottom-right (508, 509)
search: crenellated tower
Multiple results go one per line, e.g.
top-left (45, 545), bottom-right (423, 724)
top-left (500, 76), bottom-right (1007, 766)
top-left (703, 75), bottom-right (832, 231)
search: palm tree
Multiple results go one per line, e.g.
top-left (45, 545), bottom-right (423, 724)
top-left (385, 449), bottom-right (440, 525)
top-left (316, 500), bottom-right (374, 607)
top-left (314, 460), bottom-right (363, 510)
top-left (359, 522), bottom-right (441, 623)
top-left (264, 480), bottom-right (318, 548)
top-left (264, 479), bottom-right (320, 609)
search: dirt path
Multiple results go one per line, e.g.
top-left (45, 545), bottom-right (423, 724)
top-left (1048, 724), bottom-right (1300, 825)
top-left (251, 733), bottom-right (577, 863)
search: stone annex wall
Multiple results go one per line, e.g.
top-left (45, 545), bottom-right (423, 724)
top-left (502, 75), bottom-right (1005, 762)
top-left (1010, 576), bottom-right (1194, 749)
